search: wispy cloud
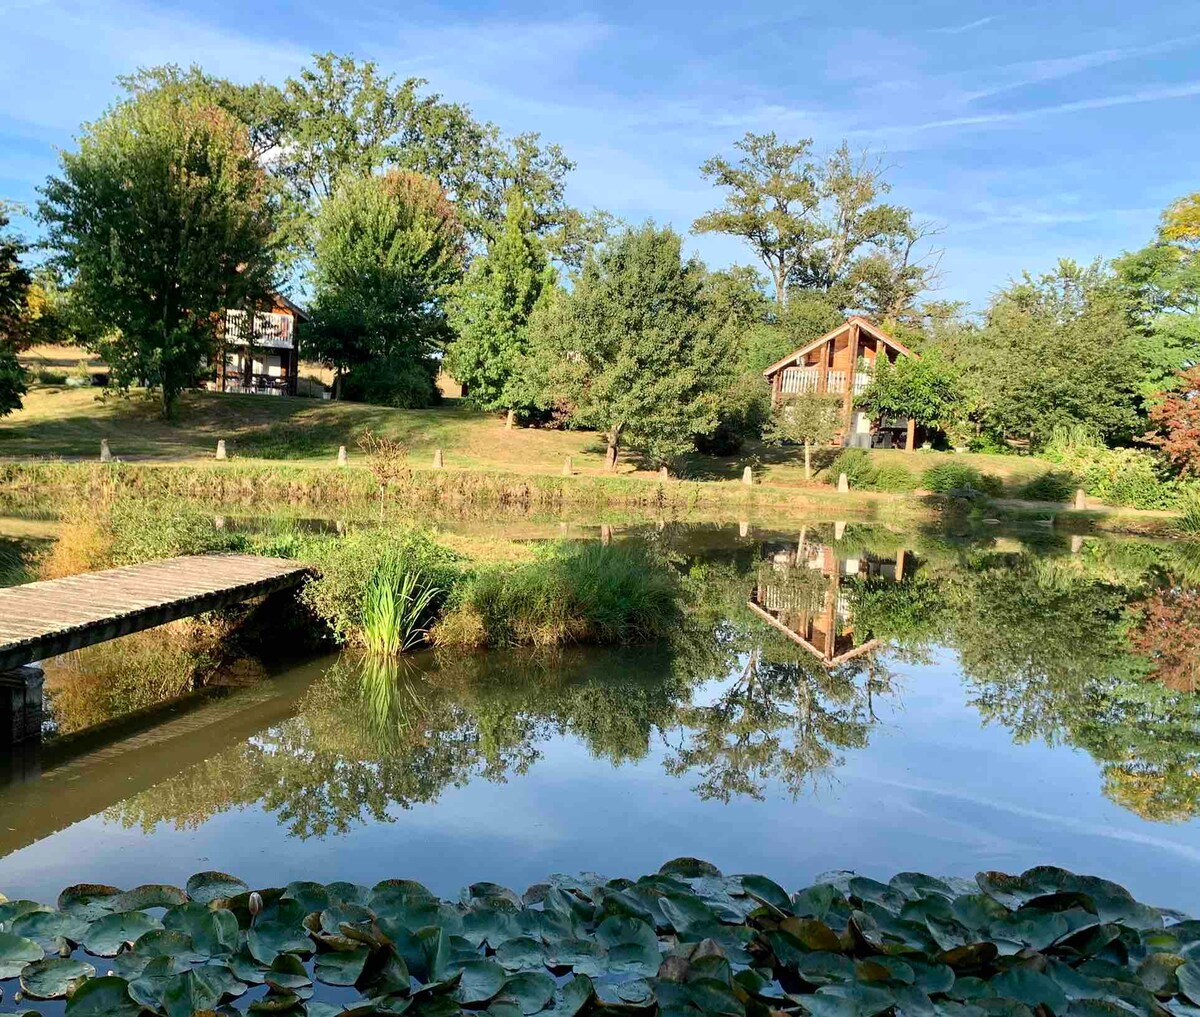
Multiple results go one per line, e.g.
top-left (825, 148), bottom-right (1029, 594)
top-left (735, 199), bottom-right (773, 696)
top-left (932, 16), bottom-right (997, 35)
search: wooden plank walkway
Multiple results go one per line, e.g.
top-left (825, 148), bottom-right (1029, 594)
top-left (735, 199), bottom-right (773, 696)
top-left (0, 554), bottom-right (310, 672)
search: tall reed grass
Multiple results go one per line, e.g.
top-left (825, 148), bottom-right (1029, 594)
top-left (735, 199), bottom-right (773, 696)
top-left (360, 558), bottom-right (441, 655)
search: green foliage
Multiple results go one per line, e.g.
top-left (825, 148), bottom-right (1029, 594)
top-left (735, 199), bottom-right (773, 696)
top-left (341, 355), bottom-right (440, 409)
top-left (446, 193), bottom-right (555, 412)
top-left (1018, 471), bottom-right (1076, 503)
top-left (768, 392), bottom-right (841, 477)
top-left (525, 224), bottom-right (733, 468)
top-left (435, 542), bottom-right (682, 648)
top-left (0, 206), bottom-right (32, 415)
top-left (304, 171), bottom-right (464, 406)
top-left (824, 449), bottom-right (918, 492)
top-left (694, 371), bottom-right (772, 456)
top-left (38, 91), bottom-right (277, 418)
top-left (859, 351), bottom-right (961, 432)
top-left (943, 261), bottom-right (1143, 449)
top-left (360, 560), bottom-right (441, 655)
top-left (694, 134), bottom-right (913, 306)
top-left (922, 462), bottom-right (1002, 498)
top-left (296, 528), bottom-right (461, 647)
top-left (1042, 424), bottom-right (1176, 509)
top-left (1178, 487), bottom-right (1200, 534)
top-left (6, 863), bottom-right (1200, 1017)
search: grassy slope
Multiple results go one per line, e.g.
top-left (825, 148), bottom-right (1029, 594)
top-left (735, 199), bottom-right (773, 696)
top-left (1, 386), bottom-right (1051, 489)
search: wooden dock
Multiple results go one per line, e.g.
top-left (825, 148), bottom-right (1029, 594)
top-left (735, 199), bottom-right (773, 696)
top-left (0, 554), bottom-right (310, 672)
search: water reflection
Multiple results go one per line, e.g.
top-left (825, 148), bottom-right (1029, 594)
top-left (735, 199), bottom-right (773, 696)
top-left (6, 522), bottom-right (1200, 890)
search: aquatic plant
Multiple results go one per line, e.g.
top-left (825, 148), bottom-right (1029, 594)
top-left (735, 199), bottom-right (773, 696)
top-left (360, 558), bottom-right (441, 655)
top-left (2, 862), bottom-right (1200, 1016)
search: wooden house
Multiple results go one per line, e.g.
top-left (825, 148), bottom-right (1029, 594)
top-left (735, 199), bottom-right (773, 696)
top-left (213, 292), bottom-right (308, 396)
top-left (762, 316), bottom-right (918, 450)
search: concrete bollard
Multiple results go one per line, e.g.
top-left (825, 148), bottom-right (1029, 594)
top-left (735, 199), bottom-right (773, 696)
top-left (1071, 534), bottom-right (1084, 554)
top-left (600, 524), bottom-right (612, 545)
top-left (563, 456), bottom-right (572, 477)
top-left (432, 449), bottom-right (444, 469)
top-left (659, 466), bottom-right (669, 480)
top-left (215, 439), bottom-right (227, 460)
top-left (739, 519), bottom-right (749, 538)
top-left (337, 445), bottom-right (348, 466)
top-left (837, 472), bottom-right (849, 494)
top-left (742, 465), bottom-right (753, 486)
top-left (1073, 488), bottom-right (1087, 510)
top-left (834, 520), bottom-right (846, 541)
top-left (100, 439), bottom-right (112, 463)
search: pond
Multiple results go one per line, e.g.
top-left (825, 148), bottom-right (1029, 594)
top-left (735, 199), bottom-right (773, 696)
top-left (1, 520), bottom-right (1198, 917)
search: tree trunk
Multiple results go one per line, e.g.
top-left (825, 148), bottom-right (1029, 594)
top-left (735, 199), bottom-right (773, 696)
top-left (505, 408), bottom-right (516, 429)
top-left (332, 371), bottom-right (342, 401)
top-left (803, 441), bottom-right (812, 480)
top-left (606, 424), bottom-right (623, 472)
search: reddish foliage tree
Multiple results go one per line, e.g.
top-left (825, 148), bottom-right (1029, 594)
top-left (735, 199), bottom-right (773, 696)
top-left (1146, 367), bottom-right (1200, 476)
top-left (1129, 587), bottom-right (1200, 692)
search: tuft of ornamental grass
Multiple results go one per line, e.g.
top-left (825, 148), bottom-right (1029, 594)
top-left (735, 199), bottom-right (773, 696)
top-left (1177, 487), bottom-right (1200, 536)
top-left (360, 557), bottom-right (442, 655)
top-left (432, 540), bottom-right (682, 649)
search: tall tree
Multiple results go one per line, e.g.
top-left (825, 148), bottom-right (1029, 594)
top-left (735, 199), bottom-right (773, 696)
top-left (445, 193), bottom-right (555, 421)
top-left (39, 93), bottom-right (277, 418)
top-left (1145, 366), bottom-right (1200, 476)
top-left (1115, 194), bottom-right (1200, 397)
top-left (768, 392), bottom-right (842, 478)
top-left (526, 224), bottom-right (732, 469)
top-left (0, 206), bottom-right (30, 416)
top-left (693, 134), bottom-right (916, 307)
top-left (304, 171), bottom-right (464, 406)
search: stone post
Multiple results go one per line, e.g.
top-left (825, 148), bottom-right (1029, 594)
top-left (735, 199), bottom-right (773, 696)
top-left (432, 449), bottom-right (444, 469)
top-left (739, 520), bottom-right (749, 538)
top-left (215, 439), bottom-right (227, 460)
top-left (0, 666), bottom-right (44, 745)
top-left (100, 439), bottom-right (112, 463)
top-left (1073, 488), bottom-right (1087, 510)
top-left (562, 456), bottom-right (572, 477)
top-left (837, 472), bottom-right (849, 493)
top-left (600, 524), bottom-right (612, 545)
top-left (337, 446), bottom-right (348, 466)
top-left (834, 520), bottom-right (846, 541)
top-left (658, 466), bottom-right (669, 480)
top-left (742, 465), bottom-right (754, 486)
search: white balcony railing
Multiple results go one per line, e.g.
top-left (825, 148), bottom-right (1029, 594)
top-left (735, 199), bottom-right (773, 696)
top-left (779, 367), bottom-right (872, 396)
top-left (224, 310), bottom-right (294, 349)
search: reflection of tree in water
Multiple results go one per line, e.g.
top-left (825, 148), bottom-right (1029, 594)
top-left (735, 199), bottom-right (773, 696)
top-left (105, 648), bottom-right (687, 839)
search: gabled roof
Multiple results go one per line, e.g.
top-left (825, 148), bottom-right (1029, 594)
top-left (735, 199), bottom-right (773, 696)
top-left (762, 316), bottom-right (916, 378)
top-left (271, 291), bottom-right (310, 322)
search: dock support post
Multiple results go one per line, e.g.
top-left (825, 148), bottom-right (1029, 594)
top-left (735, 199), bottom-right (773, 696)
top-left (0, 665), bottom-right (44, 745)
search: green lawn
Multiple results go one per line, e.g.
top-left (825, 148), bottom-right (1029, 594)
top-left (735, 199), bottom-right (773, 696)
top-left (0, 385), bottom-right (1055, 494)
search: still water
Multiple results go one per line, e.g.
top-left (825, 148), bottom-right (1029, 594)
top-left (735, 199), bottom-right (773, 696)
top-left (2, 521), bottom-right (1198, 912)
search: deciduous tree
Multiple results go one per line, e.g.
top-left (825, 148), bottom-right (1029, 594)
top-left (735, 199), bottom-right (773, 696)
top-left (0, 206), bottom-right (28, 415)
top-left (304, 171), bottom-right (464, 406)
top-left (767, 392), bottom-right (842, 478)
top-left (38, 93), bottom-right (277, 418)
top-left (1145, 366), bottom-right (1200, 476)
top-left (526, 224), bottom-right (732, 469)
top-left (859, 351), bottom-right (962, 442)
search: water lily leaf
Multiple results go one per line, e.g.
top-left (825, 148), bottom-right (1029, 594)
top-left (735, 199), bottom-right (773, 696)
top-left (608, 940), bottom-right (662, 978)
top-left (891, 874), bottom-right (956, 902)
top-left (1179, 962), bottom-right (1200, 1004)
top-left (1065, 1002), bottom-right (1136, 1017)
top-left (794, 952), bottom-right (856, 987)
top-left (946, 977), bottom-right (994, 1002)
top-left (782, 917), bottom-right (844, 953)
top-left (321, 904), bottom-right (375, 935)
top-left (500, 972), bottom-right (556, 1015)
top-left (660, 858), bottom-right (723, 879)
top-left (162, 903), bottom-right (240, 958)
top-left (248, 989), bottom-right (301, 1012)
top-left (455, 959), bottom-right (507, 1004)
top-left (228, 948), bottom-right (271, 985)
top-left (466, 883), bottom-right (522, 910)
top-left (1138, 953), bottom-right (1183, 996)
top-left (0, 930), bottom-right (44, 978)
top-left (793, 885), bottom-right (844, 921)
top-left (908, 961), bottom-right (957, 995)
top-left (130, 929), bottom-right (203, 965)
top-left (989, 910), bottom-right (1070, 951)
top-left (939, 943), bottom-right (999, 971)
top-left (496, 936), bottom-right (544, 971)
top-left (283, 881), bottom-right (331, 914)
top-left (19, 957), bottom-right (96, 999)
top-left (185, 871), bottom-right (249, 906)
top-left (266, 952), bottom-right (314, 997)
top-left (9, 909), bottom-right (90, 947)
top-left (804, 982), bottom-right (895, 1017)
top-left (83, 911), bottom-right (163, 957)
top-left (64, 975), bottom-right (144, 1016)
top-left (855, 958), bottom-right (915, 985)
top-left (0, 901), bottom-right (52, 925)
top-left (559, 974), bottom-right (595, 1017)
top-left (326, 882), bottom-right (371, 907)
top-left (738, 875), bottom-right (791, 913)
top-left (315, 946), bottom-right (371, 987)
top-left (545, 939), bottom-right (608, 977)
top-left (660, 895), bottom-right (721, 938)
top-left (248, 920), bottom-right (313, 966)
top-left (128, 955), bottom-right (190, 1007)
top-left (110, 884), bottom-right (188, 913)
top-left (989, 969), bottom-right (1069, 1011)
top-left (159, 966), bottom-right (230, 1017)
top-left (58, 885), bottom-right (121, 922)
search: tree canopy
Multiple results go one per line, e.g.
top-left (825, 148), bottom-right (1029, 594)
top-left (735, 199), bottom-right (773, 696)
top-left (0, 206), bottom-right (30, 416)
top-left (38, 91), bottom-right (277, 417)
top-left (304, 170), bottom-right (465, 407)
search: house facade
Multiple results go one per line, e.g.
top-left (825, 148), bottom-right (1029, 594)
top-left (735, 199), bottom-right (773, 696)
top-left (762, 316), bottom-right (918, 450)
top-left (213, 292), bottom-right (308, 396)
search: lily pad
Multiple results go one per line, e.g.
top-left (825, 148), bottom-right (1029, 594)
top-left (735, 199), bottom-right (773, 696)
top-left (456, 959), bottom-right (508, 1004)
top-left (110, 884), bottom-right (188, 913)
top-left (82, 911), bottom-right (163, 957)
top-left (57, 885), bottom-right (121, 922)
top-left (0, 931), bottom-right (44, 979)
top-left (500, 971), bottom-right (556, 1015)
top-left (9, 909), bottom-right (90, 947)
top-left (315, 946), bottom-right (371, 987)
top-left (64, 975), bottom-right (145, 1016)
top-left (19, 957), bottom-right (96, 999)
top-left (186, 871), bottom-right (250, 905)
top-left (162, 902), bottom-right (240, 958)
top-left (247, 919), bottom-right (313, 966)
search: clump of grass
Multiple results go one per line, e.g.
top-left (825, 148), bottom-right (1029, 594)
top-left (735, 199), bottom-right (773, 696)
top-left (1018, 470), bottom-right (1076, 503)
top-left (1178, 488), bottom-right (1200, 536)
top-left (433, 541), bottom-right (682, 649)
top-left (922, 462), bottom-right (1002, 498)
top-left (361, 558), bottom-right (441, 655)
top-left (823, 449), bottom-right (917, 493)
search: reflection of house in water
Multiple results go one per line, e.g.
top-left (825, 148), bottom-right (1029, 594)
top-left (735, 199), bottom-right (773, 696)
top-left (748, 531), bottom-right (910, 665)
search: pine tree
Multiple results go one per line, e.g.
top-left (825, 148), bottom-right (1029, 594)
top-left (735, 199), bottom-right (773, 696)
top-left (446, 193), bottom-right (555, 421)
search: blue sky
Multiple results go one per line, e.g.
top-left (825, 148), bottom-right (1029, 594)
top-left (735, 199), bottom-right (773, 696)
top-left (2, 0), bottom-right (1199, 309)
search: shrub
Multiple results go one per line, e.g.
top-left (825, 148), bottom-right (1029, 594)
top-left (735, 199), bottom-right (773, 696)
top-left (434, 541), bottom-right (681, 648)
top-left (1042, 423), bottom-right (1176, 509)
top-left (823, 449), bottom-right (918, 493)
top-left (1019, 470), bottom-right (1076, 503)
top-left (922, 462), bottom-right (1002, 497)
top-left (342, 356), bottom-right (440, 408)
top-left (35, 367), bottom-right (67, 385)
top-left (1178, 487), bottom-right (1200, 535)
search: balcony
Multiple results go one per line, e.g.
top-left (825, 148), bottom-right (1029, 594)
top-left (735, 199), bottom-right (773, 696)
top-left (779, 367), bottom-right (872, 396)
top-left (224, 310), bottom-right (294, 349)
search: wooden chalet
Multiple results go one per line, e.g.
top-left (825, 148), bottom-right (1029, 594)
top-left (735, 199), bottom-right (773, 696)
top-left (213, 292), bottom-right (308, 396)
top-left (762, 316), bottom-right (919, 450)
